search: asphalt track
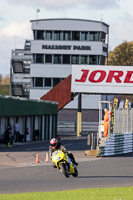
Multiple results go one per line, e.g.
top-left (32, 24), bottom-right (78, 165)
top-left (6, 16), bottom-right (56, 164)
top-left (0, 137), bottom-right (133, 194)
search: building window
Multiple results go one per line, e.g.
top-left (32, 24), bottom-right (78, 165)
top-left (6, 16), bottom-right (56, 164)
top-left (45, 78), bottom-right (51, 87)
top-left (53, 78), bottom-right (61, 87)
top-left (35, 78), bottom-right (43, 87)
top-left (72, 31), bottom-right (80, 40)
top-left (33, 54), bottom-right (36, 63)
top-left (32, 77), bottom-right (65, 88)
top-left (33, 30), bottom-right (36, 40)
top-left (89, 55), bottom-right (97, 64)
top-left (81, 32), bottom-right (88, 41)
top-left (54, 31), bottom-right (62, 40)
top-left (81, 55), bottom-right (88, 64)
top-left (72, 55), bottom-right (79, 64)
top-left (46, 31), bottom-right (52, 40)
top-left (100, 56), bottom-right (106, 65)
top-left (45, 55), bottom-right (52, 63)
top-left (32, 77), bottom-right (35, 87)
top-left (54, 55), bottom-right (61, 64)
top-left (63, 31), bottom-right (71, 40)
top-left (90, 32), bottom-right (99, 41)
top-left (63, 55), bottom-right (70, 64)
top-left (36, 30), bottom-right (44, 40)
top-left (103, 46), bottom-right (107, 52)
top-left (36, 54), bottom-right (44, 63)
top-left (101, 32), bottom-right (106, 43)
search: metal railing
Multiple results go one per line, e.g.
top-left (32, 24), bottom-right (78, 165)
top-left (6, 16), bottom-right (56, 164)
top-left (113, 109), bottom-right (133, 134)
top-left (98, 108), bottom-right (133, 157)
top-left (57, 121), bottom-right (98, 135)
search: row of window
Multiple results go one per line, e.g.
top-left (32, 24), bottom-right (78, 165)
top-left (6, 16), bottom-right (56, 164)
top-left (33, 54), bottom-right (105, 65)
top-left (33, 30), bottom-right (106, 42)
top-left (32, 77), bottom-right (64, 88)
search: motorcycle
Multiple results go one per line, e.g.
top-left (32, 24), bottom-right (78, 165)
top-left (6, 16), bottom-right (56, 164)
top-left (51, 150), bottom-right (78, 178)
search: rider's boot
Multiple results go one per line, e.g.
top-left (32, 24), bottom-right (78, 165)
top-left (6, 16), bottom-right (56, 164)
top-left (74, 161), bottom-right (78, 166)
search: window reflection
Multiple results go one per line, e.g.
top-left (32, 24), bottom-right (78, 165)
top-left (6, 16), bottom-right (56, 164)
top-left (81, 55), bottom-right (88, 64)
top-left (72, 55), bottom-right (79, 64)
top-left (81, 32), bottom-right (88, 41)
top-left (89, 55), bottom-right (97, 64)
top-left (90, 32), bottom-right (99, 41)
top-left (54, 55), bottom-right (61, 64)
top-left (46, 31), bottom-right (52, 40)
top-left (63, 31), bottom-right (71, 40)
top-left (54, 31), bottom-right (62, 40)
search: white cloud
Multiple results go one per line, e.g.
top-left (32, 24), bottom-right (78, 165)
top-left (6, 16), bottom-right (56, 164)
top-left (0, 17), bottom-right (5, 21)
top-left (0, 21), bottom-right (32, 38)
top-left (0, 36), bottom-right (15, 75)
top-left (109, 12), bottom-right (133, 50)
top-left (0, 21), bottom-right (32, 75)
top-left (5, 0), bottom-right (119, 10)
top-left (0, 0), bottom-right (132, 76)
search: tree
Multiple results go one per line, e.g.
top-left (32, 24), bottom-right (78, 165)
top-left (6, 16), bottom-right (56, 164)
top-left (107, 41), bottom-right (133, 104)
top-left (0, 74), bottom-right (2, 85)
top-left (2, 75), bottom-right (10, 85)
top-left (108, 41), bottom-right (133, 66)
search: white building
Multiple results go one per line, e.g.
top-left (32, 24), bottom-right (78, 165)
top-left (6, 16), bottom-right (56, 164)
top-left (29, 18), bottom-right (109, 122)
top-left (11, 18), bottom-right (110, 122)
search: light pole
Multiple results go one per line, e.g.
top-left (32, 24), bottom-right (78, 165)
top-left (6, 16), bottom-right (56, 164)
top-left (36, 9), bottom-right (40, 24)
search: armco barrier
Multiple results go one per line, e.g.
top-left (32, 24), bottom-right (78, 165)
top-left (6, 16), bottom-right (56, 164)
top-left (98, 132), bottom-right (133, 157)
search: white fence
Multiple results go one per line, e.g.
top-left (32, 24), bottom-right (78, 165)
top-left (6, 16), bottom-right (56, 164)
top-left (99, 108), bottom-right (133, 157)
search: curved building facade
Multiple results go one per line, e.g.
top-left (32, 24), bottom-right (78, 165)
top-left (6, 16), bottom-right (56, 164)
top-left (30, 18), bottom-right (109, 122)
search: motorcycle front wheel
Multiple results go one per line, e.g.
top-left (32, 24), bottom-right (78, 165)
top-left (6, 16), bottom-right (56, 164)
top-left (72, 167), bottom-right (78, 177)
top-left (59, 163), bottom-right (70, 178)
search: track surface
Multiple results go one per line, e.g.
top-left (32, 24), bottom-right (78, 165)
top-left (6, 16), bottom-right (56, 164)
top-left (0, 137), bottom-right (133, 194)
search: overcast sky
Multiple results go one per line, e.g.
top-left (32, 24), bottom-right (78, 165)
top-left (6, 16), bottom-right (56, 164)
top-left (0, 0), bottom-right (133, 75)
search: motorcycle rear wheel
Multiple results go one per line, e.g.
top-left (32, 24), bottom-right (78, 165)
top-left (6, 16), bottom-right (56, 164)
top-left (59, 163), bottom-right (70, 178)
top-left (72, 167), bottom-right (78, 177)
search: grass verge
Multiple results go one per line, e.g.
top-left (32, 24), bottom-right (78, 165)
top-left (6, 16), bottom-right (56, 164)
top-left (0, 187), bottom-right (133, 200)
top-left (0, 85), bottom-right (9, 95)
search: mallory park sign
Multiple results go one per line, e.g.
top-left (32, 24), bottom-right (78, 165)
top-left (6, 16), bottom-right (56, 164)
top-left (71, 65), bottom-right (133, 94)
top-left (42, 44), bottom-right (91, 51)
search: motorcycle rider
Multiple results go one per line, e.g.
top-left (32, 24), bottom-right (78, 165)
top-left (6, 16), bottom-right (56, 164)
top-left (4, 123), bottom-right (13, 147)
top-left (49, 138), bottom-right (78, 167)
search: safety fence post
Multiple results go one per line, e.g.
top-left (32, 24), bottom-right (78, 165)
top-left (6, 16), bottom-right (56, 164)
top-left (87, 133), bottom-right (95, 150)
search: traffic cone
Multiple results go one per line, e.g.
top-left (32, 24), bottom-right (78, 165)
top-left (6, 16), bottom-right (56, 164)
top-left (35, 153), bottom-right (40, 163)
top-left (45, 152), bottom-right (49, 163)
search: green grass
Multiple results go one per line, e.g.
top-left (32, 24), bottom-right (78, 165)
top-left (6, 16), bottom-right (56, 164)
top-left (0, 187), bottom-right (133, 200)
top-left (0, 85), bottom-right (9, 95)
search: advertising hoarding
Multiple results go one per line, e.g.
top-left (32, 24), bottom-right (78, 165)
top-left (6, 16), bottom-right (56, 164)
top-left (71, 65), bottom-right (133, 94)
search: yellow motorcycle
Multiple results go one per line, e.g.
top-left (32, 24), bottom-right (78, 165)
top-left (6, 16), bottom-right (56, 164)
top-left (52, 150), bottom-right (78, 178)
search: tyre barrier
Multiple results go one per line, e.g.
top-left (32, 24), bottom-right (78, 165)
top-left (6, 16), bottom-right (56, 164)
top-left (98, 132), bottom-right (133, 157)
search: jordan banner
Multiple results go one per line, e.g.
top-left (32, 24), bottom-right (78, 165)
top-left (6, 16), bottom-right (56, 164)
top-left (71, 65), bottom-right (133, 94)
